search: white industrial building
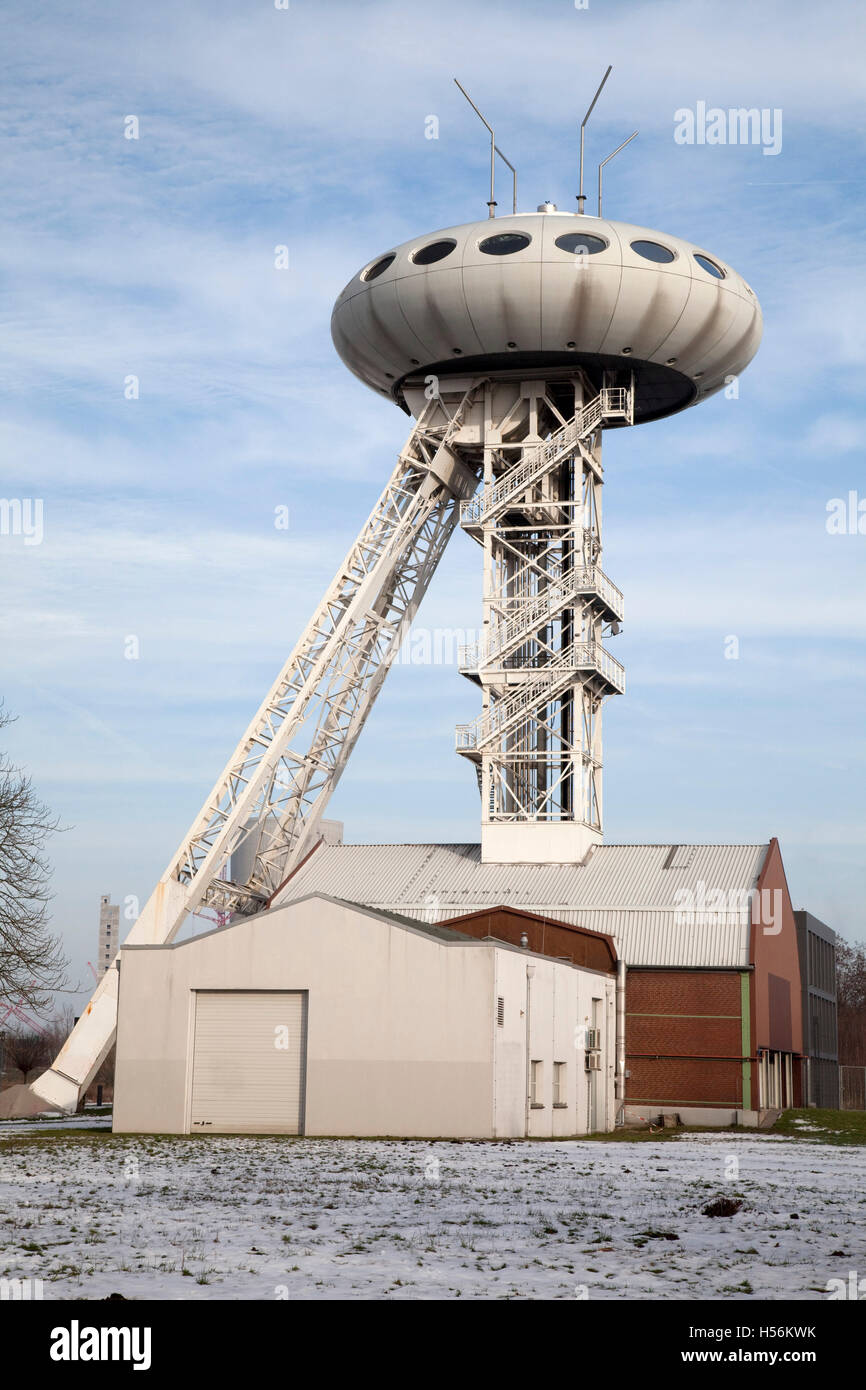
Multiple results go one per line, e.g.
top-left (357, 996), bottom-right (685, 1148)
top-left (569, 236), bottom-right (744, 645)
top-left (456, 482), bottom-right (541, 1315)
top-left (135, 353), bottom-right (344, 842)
top-left (113, 893), bottom-right (617, 1138)
top-left (272, 837), bottom-right (806, 1126)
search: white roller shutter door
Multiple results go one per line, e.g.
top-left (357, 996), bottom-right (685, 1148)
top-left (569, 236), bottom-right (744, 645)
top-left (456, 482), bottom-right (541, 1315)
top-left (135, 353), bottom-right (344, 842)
top-left (189, 991), bottom-right (306, 1134)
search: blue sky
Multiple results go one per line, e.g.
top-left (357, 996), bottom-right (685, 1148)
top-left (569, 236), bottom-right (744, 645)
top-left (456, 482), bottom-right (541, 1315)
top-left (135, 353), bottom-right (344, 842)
top-left (1, 0), bottom-right (864, 1012)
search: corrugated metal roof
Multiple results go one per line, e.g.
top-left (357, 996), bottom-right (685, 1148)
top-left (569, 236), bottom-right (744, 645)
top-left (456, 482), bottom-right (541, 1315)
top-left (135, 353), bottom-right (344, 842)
top-left (277, 841), bottom-right (768, 968)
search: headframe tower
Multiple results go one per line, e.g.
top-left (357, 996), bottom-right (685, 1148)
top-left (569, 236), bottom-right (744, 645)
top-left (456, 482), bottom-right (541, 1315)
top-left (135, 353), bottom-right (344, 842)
top-left (32, 71), bottom-right (761, 1112)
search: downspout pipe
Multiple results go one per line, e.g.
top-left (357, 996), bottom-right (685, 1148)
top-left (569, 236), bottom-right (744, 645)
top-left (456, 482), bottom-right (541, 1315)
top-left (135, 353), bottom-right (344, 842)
top-left (615, 959), bottom-right (627, 1125)
top-left (524, 962), bottom-right (535, 1137)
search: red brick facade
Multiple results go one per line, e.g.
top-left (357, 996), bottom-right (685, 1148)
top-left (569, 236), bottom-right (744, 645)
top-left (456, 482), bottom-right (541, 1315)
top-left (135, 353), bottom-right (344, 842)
top-left (625, 969), bottom-right (749, 1109)
top-left (751, 838), bottom-right (804, 1056)
top-left (628, 1056), bottom-right (745, 1107)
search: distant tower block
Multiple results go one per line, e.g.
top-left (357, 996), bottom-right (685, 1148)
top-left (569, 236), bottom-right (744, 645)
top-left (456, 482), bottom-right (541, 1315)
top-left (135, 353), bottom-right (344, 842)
top-left (332, 208), bottom-right (761, 860)
top-left (97, 895), bottom-right (119, 977)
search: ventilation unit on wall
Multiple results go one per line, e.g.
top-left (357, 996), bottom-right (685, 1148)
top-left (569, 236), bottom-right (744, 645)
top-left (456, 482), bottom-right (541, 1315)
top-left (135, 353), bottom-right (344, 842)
top-left (585, 1053), bottom-right (603, 1071)
top-left (585, 1027), bottom-right (602, 1051)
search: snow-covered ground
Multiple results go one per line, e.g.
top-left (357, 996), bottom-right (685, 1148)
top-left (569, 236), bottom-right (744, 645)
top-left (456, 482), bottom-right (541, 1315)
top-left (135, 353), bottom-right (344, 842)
top-left (1, 1131), bottom-right (863, 1300)
top-left (0, 1113), bottom-right (111, 1134)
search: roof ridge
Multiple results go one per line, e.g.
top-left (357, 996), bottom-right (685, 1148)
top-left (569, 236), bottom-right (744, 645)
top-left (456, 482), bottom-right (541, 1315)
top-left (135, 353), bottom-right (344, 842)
top-left (328, 840), bottom-right (769, 850)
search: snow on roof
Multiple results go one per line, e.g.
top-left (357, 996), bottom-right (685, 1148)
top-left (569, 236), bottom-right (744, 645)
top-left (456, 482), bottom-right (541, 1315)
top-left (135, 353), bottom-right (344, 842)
top-left (276, 841), bottom-right (770, 968)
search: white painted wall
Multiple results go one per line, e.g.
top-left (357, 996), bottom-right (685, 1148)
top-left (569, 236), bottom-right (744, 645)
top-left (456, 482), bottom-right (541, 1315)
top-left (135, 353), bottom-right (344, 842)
top-left (482, 820), bottom-right (602, 867)
top-left (113, 895), bottom-right (615, 1138)
top-left (492, 950), bottom-right (616, 1138)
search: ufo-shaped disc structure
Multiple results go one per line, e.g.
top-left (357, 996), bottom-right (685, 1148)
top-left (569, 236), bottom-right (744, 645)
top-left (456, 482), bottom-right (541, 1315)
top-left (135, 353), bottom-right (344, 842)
top-left (332, 210), bottom-right (762, 423)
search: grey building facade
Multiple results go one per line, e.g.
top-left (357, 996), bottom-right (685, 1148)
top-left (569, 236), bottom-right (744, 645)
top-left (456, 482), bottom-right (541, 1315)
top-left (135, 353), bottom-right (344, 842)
top-left (97, 895), bottom-right (120, 979)
top-left (794, 910), bottom-right (839, 1108)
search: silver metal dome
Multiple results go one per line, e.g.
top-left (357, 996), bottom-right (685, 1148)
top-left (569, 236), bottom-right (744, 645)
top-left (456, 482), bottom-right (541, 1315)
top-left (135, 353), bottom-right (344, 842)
top-left (331, 211), bottom-right (762, 423)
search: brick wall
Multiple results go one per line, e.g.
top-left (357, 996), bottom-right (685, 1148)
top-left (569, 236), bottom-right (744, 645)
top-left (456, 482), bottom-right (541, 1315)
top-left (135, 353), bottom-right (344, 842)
top-left (628, 1057), bottom-right (744, 1107)
top-left (626, 969), bottom-right (748, 1108)
top-left (442, 906), bottom-right (616, 974)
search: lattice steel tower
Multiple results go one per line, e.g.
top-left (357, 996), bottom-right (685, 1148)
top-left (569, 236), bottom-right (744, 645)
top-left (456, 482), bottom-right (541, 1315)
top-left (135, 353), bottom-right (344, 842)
top-left (455, 375), bottom-right (629, 863)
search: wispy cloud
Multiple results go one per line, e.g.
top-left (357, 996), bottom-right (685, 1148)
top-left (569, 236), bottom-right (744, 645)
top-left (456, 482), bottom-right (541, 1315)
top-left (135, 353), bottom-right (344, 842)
top-left (2, 0), bottom-right (864, 1010)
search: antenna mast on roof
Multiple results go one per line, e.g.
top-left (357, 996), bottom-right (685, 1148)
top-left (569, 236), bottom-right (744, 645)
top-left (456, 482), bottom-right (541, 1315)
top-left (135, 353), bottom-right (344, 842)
top-left (597, 130), bottom-right (638, 217)
top-left (577, 65), bottom-right (612, 214)
top-left (454, 79), bottom-right (518, 217)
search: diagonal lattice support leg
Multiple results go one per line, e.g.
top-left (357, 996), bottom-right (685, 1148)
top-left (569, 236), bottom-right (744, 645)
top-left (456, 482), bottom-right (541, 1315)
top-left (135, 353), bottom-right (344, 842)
top-left (32, 380), bottom-right (486, 1112)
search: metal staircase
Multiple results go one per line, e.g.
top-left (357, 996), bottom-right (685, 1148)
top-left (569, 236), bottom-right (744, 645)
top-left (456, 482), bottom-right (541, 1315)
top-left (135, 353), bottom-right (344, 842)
top-left (460, 386), bottom-right (631, 534)
top-left (459, 564), bottom-right (623, 674)
top-left (456, 639), bottom-right (625, 755)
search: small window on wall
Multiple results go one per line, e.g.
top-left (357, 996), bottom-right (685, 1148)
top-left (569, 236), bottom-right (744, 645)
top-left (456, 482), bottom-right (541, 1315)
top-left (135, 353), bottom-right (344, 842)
top-left (630, 239), bottom-right (675, 263)
top-left (362, 253), bottom-right (396, 282)
top-left (530, 1060), bottom-right (543, 1107)
top-left (478, 232), bottom-right (531, 256)
top-left (694, 253), bottom-right (725, 279)
top-left (553, 1061), bottom-right (566, 1106)
top-left (411, 239), bottom-right (456, 265)
top-left (554, 232), bottom-right (607, 256)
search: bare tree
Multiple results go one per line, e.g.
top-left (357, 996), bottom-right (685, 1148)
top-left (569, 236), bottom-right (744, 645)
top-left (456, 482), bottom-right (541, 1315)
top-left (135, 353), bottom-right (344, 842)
top-left (39, 1007), bottom-right (75, 1061)
top-left (837, 937), bottom-right (866, 1067)
top-left (0, 704), bottom-right (69, 1012)
top-left (1, 1027), bottom-right (53, 1083)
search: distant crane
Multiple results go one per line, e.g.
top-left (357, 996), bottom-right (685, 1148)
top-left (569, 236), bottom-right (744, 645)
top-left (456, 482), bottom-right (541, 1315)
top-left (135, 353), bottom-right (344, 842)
top-left (0, 993), bottom-right (51, 1040)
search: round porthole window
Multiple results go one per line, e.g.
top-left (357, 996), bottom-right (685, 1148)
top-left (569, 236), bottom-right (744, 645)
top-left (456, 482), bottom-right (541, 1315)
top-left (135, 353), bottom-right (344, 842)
top-left (694, 253), bottom-right (725, 279)
top-left (554, 232), bottom-right (607, 256)
top-left (362, 253), bottom-right (396, 281)
top-left (630, 240), bottom-right (675, 264)
top-left (478, 232), bottom-right (531, 256)
top-left (411, 239), bottom-right (456, 266)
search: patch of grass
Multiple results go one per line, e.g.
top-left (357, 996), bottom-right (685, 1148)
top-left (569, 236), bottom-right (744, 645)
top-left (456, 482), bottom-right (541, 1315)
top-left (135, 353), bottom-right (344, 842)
top-left (772, 1109), bottom-right (866, 1147)
top-left (0, 1129), bottom-right (120, 1151)
top-left (633, 1230), bottom-right (680, 1248)
top-left (587, 1122), bottom-right (760, 1143)
top-left (703, 1196), bottom-right (743, 1218)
